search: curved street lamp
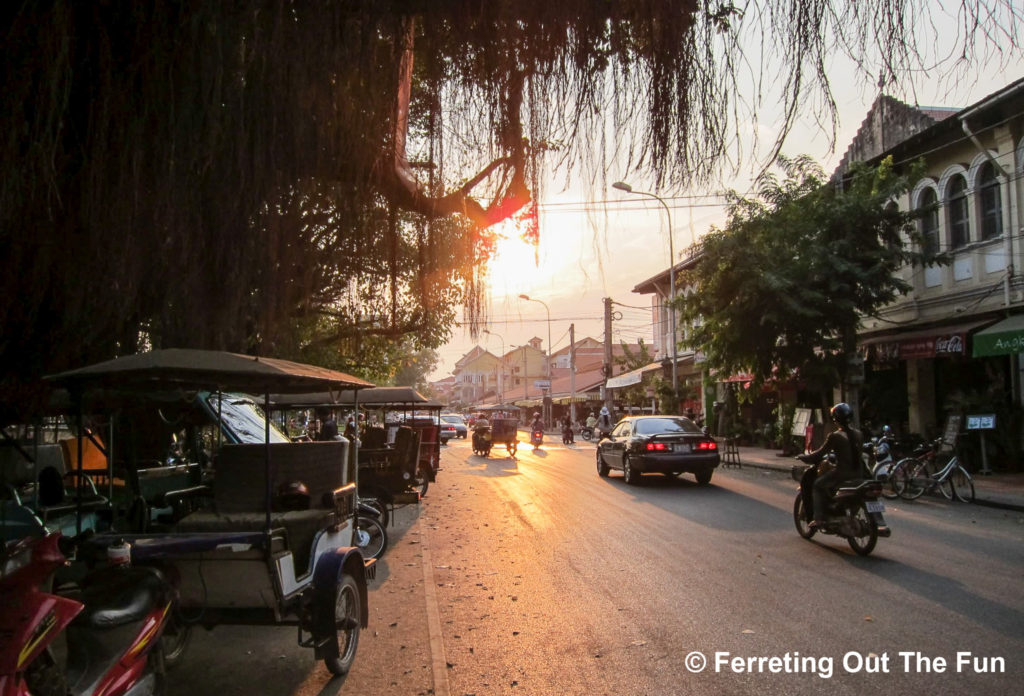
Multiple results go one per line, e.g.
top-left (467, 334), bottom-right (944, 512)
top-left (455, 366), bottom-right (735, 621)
top-left (612, 181), bottom-right (678, 410)
top-left (518, 294), bottom-right (552, 425)
top-left (482, 328), bottom-right (504, 404)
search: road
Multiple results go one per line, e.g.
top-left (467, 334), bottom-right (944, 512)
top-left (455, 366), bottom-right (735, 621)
top-left (168, 436), bottom-right (1024, 695)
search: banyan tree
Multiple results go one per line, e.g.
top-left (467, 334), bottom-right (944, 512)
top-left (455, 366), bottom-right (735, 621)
top-left (1, 1), bottom-right (1019, 407)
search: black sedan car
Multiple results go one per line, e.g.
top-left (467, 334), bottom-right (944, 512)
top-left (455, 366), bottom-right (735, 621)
top-left (596, 415), bottom-right (719, 485)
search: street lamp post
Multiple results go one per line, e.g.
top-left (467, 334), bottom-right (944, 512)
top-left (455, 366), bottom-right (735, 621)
top-left (482, 329), bottom-right (504, 405)
top-left (519, 294), bottom-right (552, 426)
top-left (612, 181), bottom-right (678, 411)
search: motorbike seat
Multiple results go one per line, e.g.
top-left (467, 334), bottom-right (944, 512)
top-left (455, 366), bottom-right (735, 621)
top-left (75, 565), bottom-right (169, 630)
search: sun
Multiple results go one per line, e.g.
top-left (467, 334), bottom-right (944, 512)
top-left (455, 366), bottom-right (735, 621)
top-left (484, 220), bottom-right (544, 296)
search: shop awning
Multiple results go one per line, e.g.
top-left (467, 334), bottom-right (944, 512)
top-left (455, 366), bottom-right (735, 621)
top-left (860, 318), bottom-right (994, 361)
top-left (972, 314), bottom-right (1024, 357)
top-left (605, 361), bottom-right (663, 389)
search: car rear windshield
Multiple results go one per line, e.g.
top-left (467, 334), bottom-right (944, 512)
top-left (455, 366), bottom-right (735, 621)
top-left (442, 415), bottom-right (465, 424)
top-left (634, 417), bottom-right (702, 435)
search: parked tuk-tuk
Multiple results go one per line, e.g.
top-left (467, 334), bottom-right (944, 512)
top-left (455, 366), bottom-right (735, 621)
top-left (43, 348), bottom-right (377, 676)
top-left (267, 386), bottom-right (441, 506)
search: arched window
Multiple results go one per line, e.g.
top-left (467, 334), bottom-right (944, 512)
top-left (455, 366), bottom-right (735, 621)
top-left (918, 188), bottom-right (939, 255)
top-left (947, 175), bottom-right (969, 248)
top-left (979, 162), bottom-right (1003, 240)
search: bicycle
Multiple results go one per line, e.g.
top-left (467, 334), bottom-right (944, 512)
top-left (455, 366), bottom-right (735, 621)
top-left (891, 437), bottom-right (975, 503)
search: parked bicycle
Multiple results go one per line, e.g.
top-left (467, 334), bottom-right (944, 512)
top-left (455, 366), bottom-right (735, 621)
top-left (891, 437), bottom-right (975, 503)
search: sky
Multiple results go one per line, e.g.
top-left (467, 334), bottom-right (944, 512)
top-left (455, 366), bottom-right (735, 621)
top-left (429, 8), bottom-right (1024, 382)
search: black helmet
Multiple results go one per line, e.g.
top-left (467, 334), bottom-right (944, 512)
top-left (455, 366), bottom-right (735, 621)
top-left (830, 403), bottom-right (853, 426)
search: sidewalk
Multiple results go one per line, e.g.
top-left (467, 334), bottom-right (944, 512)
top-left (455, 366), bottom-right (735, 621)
top-left (728, 444), bottom-right (1024, 513)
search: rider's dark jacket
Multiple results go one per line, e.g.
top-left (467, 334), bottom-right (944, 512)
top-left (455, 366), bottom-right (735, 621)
top-left (803, 427), bottom-right (863, 479)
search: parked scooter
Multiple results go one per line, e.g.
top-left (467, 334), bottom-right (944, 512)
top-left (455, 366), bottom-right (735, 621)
top-left (792, 455), bottom-right (892, 556)
top-left (0, 531), bottom-right (174, 696)
top-left (862, 425), bottom-right (899, 499)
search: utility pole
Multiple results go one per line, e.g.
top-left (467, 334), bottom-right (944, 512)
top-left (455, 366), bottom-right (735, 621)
top-left (569, 323), bottom-right (576, 424)
top-left (603, 297), bottom-right (613, 414)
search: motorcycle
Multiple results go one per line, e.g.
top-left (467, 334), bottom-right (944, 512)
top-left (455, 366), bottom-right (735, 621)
top-left (472, 425), bottom-right (493, 457)
top-left (0, 531), bottom-right (174, 696)
top-left (862, 426), bottom-right (899, 499)
top-left (561, 423), bottom-right (574, 445)
top-left (580, 425), bottom-right (594, 441)
top-left (792, 455), bottom-right (892, 556)
top-left (530, 428), bottom-right (544, 448)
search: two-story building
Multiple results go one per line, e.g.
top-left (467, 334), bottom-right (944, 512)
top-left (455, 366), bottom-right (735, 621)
top-left (837, 79), bottom-right (1023, 448)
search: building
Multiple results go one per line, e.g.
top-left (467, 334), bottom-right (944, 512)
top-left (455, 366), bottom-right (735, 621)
top-left (837, 79), bottom-right (1024, 451)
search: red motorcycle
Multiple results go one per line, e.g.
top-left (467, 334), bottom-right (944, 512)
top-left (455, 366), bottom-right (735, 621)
top-left (0, 532), bottom-right (174, 696)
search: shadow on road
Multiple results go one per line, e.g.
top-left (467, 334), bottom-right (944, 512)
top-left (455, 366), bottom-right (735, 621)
top-left (835, 551), bottom-right (1024, 640)
top-left (597, 471), bottom-right (792, 532)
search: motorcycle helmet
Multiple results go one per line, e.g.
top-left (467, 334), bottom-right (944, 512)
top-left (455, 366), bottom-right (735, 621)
top-left (830, 402), bottom-right (853, 427)
top-left (881, 424), bottom-right (892, 437)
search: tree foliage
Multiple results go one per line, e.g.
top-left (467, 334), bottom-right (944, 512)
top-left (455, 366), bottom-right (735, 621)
top-left (1, 1), bottom-right (1017, 414)
top-left (678, 155), bottom-right (927, 396)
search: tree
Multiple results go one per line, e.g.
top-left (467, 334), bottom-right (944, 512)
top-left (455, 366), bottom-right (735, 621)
top-left (2, 2), bottom-right (1017, 414)
top-left (678, 155), bottom-right (929, 407)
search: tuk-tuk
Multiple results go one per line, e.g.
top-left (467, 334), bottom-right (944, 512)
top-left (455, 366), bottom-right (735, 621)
top-left (267, 386), bottom-right (441, 506)
top-left (44, 349), bottom-right (377, 676)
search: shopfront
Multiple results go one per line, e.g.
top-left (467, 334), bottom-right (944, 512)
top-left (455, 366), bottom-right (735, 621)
top-left (860, 319), bottom-right (1008, 439)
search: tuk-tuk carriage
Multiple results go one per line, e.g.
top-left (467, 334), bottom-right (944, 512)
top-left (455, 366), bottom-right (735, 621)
top-left (43, 349), bottom-right (376, 676)
top-left (477, 404), bottom-right (520, 456)
top-left (267, 386), bottom-right (440, 505)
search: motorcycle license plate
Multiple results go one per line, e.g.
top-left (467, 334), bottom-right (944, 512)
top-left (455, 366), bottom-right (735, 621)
top-left (866, 501), bottom-right (886, 513)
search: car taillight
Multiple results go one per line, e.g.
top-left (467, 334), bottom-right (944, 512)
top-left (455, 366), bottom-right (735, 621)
top-left (645, 442), bottom-right (669, 451)
top-left (696, 441), bottom-right (717, 451)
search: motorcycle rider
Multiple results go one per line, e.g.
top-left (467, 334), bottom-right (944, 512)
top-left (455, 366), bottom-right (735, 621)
top-left (798, 403), bottom-right (864, 529)
top-left (585, 411), bottom-right (598, 431)
top-left (530, 411), bottom-right (544, 433)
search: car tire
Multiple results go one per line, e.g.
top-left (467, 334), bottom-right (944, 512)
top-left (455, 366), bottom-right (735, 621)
top-left (596, 450), bottom-right (610, 477)
top-left (622, 454), bottom-right (641, 485)
top-left (694, 469), bottom-right (713, 485)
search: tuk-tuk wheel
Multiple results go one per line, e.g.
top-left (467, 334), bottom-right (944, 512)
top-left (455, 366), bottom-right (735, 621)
top-left (414, 466), bottom-right (429, 497)
top-left (324, 574), bottom-right (361, 675)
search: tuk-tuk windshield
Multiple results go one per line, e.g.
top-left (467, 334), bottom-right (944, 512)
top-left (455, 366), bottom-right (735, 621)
top-left (205, 393), bottom-right (291, 444)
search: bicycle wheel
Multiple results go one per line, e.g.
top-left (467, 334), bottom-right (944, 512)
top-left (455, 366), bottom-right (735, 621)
top-left (893, 458), bottom-right (926, 500)
top-left (949, 465), bottom-right (975, 503)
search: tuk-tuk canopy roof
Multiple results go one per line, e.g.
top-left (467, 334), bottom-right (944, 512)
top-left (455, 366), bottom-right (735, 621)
top-left (267, 385), bottom-right (427, 408)
top-left (47, 349), bottom-right (373, 395)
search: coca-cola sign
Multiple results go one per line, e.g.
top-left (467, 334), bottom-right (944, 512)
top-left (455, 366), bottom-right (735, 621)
top-left (935, 334), bottom-right (965, 355)
top-left (899, 332), bottom-right (966, 359)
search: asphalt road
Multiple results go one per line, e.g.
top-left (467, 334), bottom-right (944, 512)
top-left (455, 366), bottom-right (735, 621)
top-left (167, 437), bottom-right (1024, 696)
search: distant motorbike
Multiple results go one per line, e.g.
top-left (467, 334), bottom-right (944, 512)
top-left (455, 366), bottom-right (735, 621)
top-left (580, 425), bottom-right (595, 441)
top-left (0, 531), bottom-right (174, 696)
top-left (530, 428), bottom-right (544, 448)
top-left (472, 425), bottom-right (493, 457)
top-left (792, 455), bottom-right (892, 556)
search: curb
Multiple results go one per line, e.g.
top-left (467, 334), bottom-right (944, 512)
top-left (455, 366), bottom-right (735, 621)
top-left (730, 457), bottom-right (1024, 513)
